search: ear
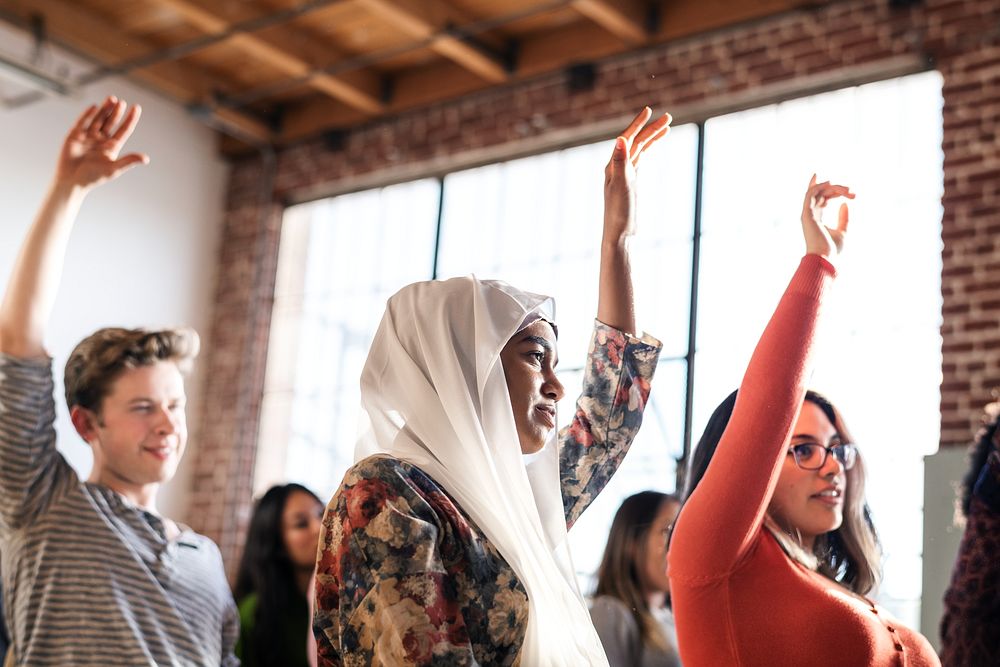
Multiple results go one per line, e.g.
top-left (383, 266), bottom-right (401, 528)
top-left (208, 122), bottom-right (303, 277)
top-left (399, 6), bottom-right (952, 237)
top-left (70, 405), bottom-right (99, 445)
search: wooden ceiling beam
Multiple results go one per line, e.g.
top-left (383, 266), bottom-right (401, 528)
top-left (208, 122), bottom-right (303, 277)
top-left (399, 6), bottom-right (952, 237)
top-left (570, 0), bottom-right (648, 45)
top-left (150, 0), bottom-right (385, 114)
top-left (356, 0), bottom-right (508, 83)
top-left (276, 0), bottom-right (819, 142)
top-left (655, 0), bottom-right (811, 40)
top-left (7, 0), bottom-right (273, 143)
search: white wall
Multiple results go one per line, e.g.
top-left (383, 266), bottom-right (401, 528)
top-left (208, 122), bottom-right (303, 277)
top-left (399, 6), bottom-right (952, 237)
top-left (921, 447), bottom-right (968, 649)
top-left (0, 26), bottom-right (229, 521)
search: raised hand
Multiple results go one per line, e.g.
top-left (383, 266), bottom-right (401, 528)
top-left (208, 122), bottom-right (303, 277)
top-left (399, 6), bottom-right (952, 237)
top-left (55, 96), bottom-right (149, 192)
top-left (603, 107), bottom-right (671, 243)
top-left (597, 107), bottom-right (671, 335)
top-left (801, 174), bottom-right (854, 260)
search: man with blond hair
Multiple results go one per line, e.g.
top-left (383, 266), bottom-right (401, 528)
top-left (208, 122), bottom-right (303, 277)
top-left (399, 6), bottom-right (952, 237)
top-left (0, 97), bottom-right (238, 665)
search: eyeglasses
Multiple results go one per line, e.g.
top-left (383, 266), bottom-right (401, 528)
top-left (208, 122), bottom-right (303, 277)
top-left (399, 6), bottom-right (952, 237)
top-left (787, 441), bottom-right (858, 471)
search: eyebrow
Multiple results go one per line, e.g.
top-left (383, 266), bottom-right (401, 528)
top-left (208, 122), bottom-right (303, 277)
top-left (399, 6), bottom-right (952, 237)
top-left (521, 335), bottom-right (554, 351)
top-left (790, 434), bottom-right (843, 442)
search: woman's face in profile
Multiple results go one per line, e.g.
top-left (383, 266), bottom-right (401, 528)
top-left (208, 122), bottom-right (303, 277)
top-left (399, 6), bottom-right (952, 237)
top-left (282, 490), bottom-right (324, 570)
top-left (642, 499), bottom-right (680, 596)
top-left (499, 320), bottom-right (565, 454)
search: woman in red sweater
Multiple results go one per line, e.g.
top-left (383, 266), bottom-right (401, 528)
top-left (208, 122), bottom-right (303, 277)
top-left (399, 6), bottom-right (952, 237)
top-left (667, 177), bottom-right (940, 666)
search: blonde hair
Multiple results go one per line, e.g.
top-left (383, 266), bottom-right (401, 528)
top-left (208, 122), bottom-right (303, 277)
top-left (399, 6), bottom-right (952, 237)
top-left (64, 327), bottom-right (199, 413)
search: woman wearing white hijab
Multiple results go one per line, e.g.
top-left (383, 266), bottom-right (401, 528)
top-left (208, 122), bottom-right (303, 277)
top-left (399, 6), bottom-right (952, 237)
top-left (314, 108), bottom-right (669, 666)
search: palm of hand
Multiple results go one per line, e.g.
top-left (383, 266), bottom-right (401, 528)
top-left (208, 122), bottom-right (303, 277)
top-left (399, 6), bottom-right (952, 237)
top-left (59, 133), bottom-right (124, 189)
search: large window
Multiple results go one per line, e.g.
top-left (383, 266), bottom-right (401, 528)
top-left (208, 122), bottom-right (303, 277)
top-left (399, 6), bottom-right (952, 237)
top-left (258, 72), bottom-right (942, 627)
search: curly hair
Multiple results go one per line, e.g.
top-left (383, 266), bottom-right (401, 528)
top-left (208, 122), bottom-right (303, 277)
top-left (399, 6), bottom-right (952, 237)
top-left (64, 327), bottom-right (199, 413)
top-left (957, 398), bottom-right (1000, 521)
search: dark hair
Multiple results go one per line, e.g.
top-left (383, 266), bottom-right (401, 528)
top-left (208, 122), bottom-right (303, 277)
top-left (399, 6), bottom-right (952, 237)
top-left (958, 400), bottom-right (1000, 519)
top-left (681, 389), bottom-right (881, 595)
top-left (595, 491), bottom-right (680, 653)
top-left (234, 483), bottom-right (323, 667)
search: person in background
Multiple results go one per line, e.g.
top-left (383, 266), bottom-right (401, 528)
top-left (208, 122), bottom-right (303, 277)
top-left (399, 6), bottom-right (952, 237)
top-left (235, 483), bottom-right (325, 667)
top-left (591, 491), bottom-right (682, 667)
top-left (940, 398), bottom-right (1000, 666)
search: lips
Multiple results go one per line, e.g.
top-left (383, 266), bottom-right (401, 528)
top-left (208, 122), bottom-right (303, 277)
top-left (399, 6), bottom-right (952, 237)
top-left (534, 404), bottom-right (556, 429)
top-left (811, 487), bottom-right (844, 506)
top-left (143, 445), bottom-right (174, 461)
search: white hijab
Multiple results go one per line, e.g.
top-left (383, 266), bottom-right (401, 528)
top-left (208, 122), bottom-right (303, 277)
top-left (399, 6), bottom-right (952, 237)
top-left (357, 276), bottom-right (609, 666)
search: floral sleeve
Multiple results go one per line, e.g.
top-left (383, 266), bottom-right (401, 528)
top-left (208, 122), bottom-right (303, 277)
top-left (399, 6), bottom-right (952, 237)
top-left (559, 320), bottom-right (661, 530)
top-left (313, 458), bottom-right (478, 667)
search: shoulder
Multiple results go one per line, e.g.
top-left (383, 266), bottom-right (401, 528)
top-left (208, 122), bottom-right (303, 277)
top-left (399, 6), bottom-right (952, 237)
top-left (335, 456), bottom-right (441, 514)
top-left (329, 456), bottom-right (452, 543)
top-left (590, 595), bottom-right (638, 630)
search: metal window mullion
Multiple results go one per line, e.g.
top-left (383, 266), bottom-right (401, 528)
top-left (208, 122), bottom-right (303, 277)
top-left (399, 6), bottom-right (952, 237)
top-left (679, 121), bottom-right (706, 493)
top-left (431, 176), bottom-right (446, 280)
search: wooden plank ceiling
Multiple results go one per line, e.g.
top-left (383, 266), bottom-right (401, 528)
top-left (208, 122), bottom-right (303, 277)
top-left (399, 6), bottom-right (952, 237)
top-left (0, 0), bottom-right (812, 152)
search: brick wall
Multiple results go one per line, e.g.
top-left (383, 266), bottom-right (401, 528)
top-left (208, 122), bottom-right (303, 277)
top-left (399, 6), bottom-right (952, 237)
top-left (194, 0), bottom-right (1000, 572)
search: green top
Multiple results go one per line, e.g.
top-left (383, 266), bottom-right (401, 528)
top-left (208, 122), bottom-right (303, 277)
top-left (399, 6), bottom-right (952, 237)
top-left (236, 591), bottom-right (311, 667)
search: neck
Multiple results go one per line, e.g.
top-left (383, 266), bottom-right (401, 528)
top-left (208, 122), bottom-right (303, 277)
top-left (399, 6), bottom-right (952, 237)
top-left (646, 589), bottom-right (666, 610)
top-left (88, 469), bottom-right (160, 512)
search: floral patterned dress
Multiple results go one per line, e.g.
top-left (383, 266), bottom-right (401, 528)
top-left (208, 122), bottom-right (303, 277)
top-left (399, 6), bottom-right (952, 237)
top-left (314, 321), bottom-right (661, 666)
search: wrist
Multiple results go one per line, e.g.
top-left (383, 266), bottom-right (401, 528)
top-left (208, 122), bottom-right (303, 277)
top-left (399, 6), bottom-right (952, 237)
top-left (48, 178), bottom-right (90, 204)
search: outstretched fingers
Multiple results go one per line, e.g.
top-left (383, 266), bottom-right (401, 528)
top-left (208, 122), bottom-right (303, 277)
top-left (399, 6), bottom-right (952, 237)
top-left (631, 114), bottom-right (671, 167)
top-left (88, 97), bottom-right (118, 136)
top-left (70, 105), bottom-right (100, 137)
top-left (111, 105), bottom-right (143, 144)
top-left (621, 106), bottom-right (653, 145)
top-left (100, 99), bottom-right (126, 135)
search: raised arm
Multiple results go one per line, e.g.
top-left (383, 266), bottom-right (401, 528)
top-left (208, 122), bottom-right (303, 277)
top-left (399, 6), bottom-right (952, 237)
top-left (598, 107), bottom-right (670, 335)
top-left (560, 109), bottom-right (669, 526)
top-left (0, 97), bottom-right (148, 358)
top-left (670, 176), bottom-right (853, 577)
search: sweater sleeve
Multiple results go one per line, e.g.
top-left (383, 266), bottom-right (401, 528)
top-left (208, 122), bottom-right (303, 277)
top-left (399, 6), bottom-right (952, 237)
top-left (669, 254), bottom-right (836, 581)
top-left (0, 353), bottom-right (76, 532)
top-left (559, 320), bottom-right (661, 530)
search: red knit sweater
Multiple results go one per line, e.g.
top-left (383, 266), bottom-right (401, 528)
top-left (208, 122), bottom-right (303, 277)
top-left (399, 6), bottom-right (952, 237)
top-left (668, 254), bottom-right (940, 667)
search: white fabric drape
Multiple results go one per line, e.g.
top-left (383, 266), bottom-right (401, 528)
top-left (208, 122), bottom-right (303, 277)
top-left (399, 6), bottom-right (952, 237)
top-left (356, 276), bottom-right (610, 666)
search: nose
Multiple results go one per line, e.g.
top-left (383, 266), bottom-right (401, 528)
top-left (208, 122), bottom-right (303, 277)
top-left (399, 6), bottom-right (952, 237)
top-left (543, 369), bottom-right (565, 402)
top-left (819, 447), bottom-right (844, 477)
top-left (155, 405), bottom-right (180, 435)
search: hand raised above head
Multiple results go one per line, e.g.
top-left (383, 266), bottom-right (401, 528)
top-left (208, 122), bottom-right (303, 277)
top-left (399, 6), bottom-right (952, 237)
top-left (603, 106), bottom-right (671, 243)
top-left (801, 174), bottom-right (855, 261)
top-left (55, 96), bottom-right (150, 192)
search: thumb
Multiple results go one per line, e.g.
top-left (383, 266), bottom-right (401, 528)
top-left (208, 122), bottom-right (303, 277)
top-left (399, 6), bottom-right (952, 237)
top-left (837, 202), bottom-right (849, 233)
top-left (612, 136), bottom-right (627, 163)
top-left (109, 153), bottom-right (150, 179)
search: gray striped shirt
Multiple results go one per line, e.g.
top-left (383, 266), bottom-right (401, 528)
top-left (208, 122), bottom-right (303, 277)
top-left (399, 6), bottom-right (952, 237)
top-left (0, 353), bottom-right (239, 666)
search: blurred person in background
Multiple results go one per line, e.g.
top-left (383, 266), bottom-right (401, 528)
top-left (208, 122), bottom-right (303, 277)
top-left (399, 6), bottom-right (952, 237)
top-left (235, 483), bottom-right (324, 667)
top-left (591, 491), bottom-right (682, 666)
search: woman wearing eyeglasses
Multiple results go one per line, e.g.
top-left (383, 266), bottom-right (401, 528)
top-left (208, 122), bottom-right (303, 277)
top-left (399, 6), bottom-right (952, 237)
top-left (667, 177), bottom-right (940, 666)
